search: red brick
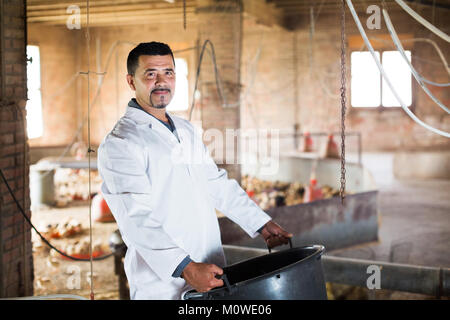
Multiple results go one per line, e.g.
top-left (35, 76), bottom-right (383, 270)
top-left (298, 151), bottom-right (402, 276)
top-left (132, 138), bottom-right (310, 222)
top-left (4, 86), bottom-right (14, 96)
top-left (13, 86), bottom-right (25, 98)
top-left (5, 263), bottom-right (21, 281)
top-left (0, 143), bottom-right (21, 157)
top-left (3, 236), bottom-right (23, 251)
top-left (1, 0), bottom-right (34, 298)
top-left (10, 17), bottom-right (25, 29)
top-left (3, 187), bottom-right (25, 202)
top-left (4, 28), bottom-right (24, 40)
top-left (0, 109), bottom-right (14, 121)
top-left (2, 227), bottom-right (14, 241)
top-left (1, 133), bottom-right (15, 145)
top-left (12, 63), bottom-right (24, 74)
top-left (0, 157), bottom-right (15, 168)
top-left (4, 2), bottom-right (24, 13)
top-left (0, 121), bottom-right (18, 133)
top-left (5, 75), bottom-right (22, 85)
top-left (2, 216), bottom-right (14, 228)
top-left (4, 51), bottom-right (22, 63)
top-left (1, 167), bottom-right (20, 180)
top-left (0, 179), bottom-right (18, 193)
top-left (4, 39), bottom-right (13, 49)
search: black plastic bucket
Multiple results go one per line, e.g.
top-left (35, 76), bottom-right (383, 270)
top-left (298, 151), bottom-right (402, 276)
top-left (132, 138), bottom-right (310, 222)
top-left (184, 241), bottom-right (327, 300)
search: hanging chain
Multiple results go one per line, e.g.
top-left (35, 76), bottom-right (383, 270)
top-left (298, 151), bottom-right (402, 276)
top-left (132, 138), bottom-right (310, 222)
top-left (86, 0), bottom-right (95, 300)
top-left (183, 0), bottom-right (187, 30)
top-left (339, 0), bottom-right (347, 205)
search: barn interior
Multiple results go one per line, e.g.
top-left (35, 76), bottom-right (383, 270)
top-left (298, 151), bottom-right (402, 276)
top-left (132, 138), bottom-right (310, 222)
top-left (0, 0), bottom-right (449, 300)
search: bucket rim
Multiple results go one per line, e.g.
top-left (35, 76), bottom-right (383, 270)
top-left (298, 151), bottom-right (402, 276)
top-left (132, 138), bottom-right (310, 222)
top-left (207, 244), bottom-right (325, 296)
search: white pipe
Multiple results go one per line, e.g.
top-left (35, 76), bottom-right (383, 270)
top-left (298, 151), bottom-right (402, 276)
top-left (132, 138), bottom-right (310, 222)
top-left (394, 0), bottom-right (450, 43)
top-left (359, 36), bottom-right (450, 80)
top-left (383, 9), bottom-right (450, 114)
top-left (404, 38), bottom-right (450, 77)
top-left (395, 38), bottom-right (450, 84)
top-left (345, 0), bottom-right (450, 138)
top-left (421, 78), bottom-right (450, 88)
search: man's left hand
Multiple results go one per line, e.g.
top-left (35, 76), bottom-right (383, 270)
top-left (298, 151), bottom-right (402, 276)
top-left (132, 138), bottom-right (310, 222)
top-left (260, 221), bottom-right (293, 249)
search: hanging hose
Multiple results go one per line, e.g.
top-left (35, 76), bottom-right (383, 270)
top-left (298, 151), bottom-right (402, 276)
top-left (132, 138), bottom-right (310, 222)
top-left (383, 8), bottom-right (449, 114)
top-left (369, 36), bottom-right (450, 80)
top-left (394, 0), bottom-right (450, 43)
top-left (345, 0), bottom-right (450, 138)
top-left (188, 39), bottom-right (227, 121)
top-left (0, 168), bottom-right (113, 262)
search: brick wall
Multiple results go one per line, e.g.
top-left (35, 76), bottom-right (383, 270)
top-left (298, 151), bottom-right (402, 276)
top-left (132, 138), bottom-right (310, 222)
top-left (26, 4), bottom-right (449, 154)
top-left (80, 22), bottom-right (199, 146)
top-left (197, 0), bottom-right (243, 181)
top-left (240, 15), bottom-right (297, 153)
top-left (28, 19), bottom-right (198, 148)
top-left (0, 0), bottom-right (34, 298)
top-left (27, 25), bottom-right (79, 148)
top-left (240, 6), bottom-right (449, 154)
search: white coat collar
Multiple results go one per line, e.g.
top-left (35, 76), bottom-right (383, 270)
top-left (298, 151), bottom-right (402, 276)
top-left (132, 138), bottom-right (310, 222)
top-left (124, 99), bottom-right (184, 127)
top-left (123, 100), bottom-right (187, 143)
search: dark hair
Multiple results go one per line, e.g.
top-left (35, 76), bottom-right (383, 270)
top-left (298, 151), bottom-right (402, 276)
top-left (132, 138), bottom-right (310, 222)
top-left (127, 42), bottom-right (175, 76)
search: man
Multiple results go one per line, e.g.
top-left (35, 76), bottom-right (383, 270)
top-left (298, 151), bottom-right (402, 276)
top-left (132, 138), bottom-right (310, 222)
top-left (97, 42), bottom-right (292, 300)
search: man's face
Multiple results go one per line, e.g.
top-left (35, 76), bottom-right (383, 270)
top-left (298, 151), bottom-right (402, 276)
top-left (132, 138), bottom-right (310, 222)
top-left (127, 54), bottom-right (176, 109)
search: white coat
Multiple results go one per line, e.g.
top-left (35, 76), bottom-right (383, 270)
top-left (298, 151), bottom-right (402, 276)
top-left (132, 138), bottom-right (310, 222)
top-left (97, 105), bottom-right (271, 300)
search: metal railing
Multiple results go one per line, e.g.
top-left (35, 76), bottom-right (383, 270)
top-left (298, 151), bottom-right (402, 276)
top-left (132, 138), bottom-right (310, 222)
top-left (223, 245), bottom-right (449, 298)
top-left (241, 131), bottom-right (362, 165)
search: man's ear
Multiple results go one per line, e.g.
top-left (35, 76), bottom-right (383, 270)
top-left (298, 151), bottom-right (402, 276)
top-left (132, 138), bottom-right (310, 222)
top-left (126, 74), bottom-right (136, 91)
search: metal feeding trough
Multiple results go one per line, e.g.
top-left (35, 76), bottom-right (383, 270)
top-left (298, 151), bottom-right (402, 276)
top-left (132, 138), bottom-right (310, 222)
top-left (220, 155), bottom-right (379, 251)
top-left (184, 240), bottom-right (327, 300)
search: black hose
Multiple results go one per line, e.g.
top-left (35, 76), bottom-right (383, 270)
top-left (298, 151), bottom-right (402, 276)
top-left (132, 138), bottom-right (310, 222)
top-left (189, 39), bottom-right (227, 121)
top-left (0, 168), bottom-right (113, 261)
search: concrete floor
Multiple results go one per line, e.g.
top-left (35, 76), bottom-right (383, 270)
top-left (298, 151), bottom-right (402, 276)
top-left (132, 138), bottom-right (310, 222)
top-left (328, 152), bottom-right (450, 269)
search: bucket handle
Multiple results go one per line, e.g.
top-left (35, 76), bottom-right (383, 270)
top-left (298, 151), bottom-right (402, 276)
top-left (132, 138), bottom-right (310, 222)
top-left (267, 237), bottom-right (293, 253)
top-left (216, 273), bottom-right (233, 294)
top-left (183, 273), bottom-right (233, 300)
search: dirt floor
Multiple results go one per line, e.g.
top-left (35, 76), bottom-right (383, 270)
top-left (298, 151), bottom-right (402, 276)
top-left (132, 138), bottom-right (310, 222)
top-left (31, 201), bottom-right (120, 300)
top-left (30, 177), bottom-right (449, 300)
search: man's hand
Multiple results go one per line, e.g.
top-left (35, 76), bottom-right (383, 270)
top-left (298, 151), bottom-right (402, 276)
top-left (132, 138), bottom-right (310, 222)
top-left (181, 262), bottom-right (224, 293)
top-left (260, 221), bottom-right (293, 249)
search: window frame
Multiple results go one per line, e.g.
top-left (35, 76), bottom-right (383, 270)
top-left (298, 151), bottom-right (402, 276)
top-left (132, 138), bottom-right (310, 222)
top-left (25, 44), bottom-right (45, 139)
top-left (166, 56), bottom-right (189, 112)
top-left (347, 34), bottom-right (415, 114)
top-left (166, 48), bottom-right (195, 118)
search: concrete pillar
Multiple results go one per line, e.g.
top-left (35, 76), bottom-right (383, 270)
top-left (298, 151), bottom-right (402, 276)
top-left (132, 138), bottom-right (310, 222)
top-left (196, 0), bottom-right (242, 182)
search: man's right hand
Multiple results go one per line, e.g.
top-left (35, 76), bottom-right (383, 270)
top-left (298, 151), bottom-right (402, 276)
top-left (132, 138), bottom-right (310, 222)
top-left (181, 262), bottom-right (224, 292)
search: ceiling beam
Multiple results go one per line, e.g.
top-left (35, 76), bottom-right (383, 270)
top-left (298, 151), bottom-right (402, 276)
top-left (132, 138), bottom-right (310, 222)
top-left (28, 8), bottom-right (196, 23)
top-left (27, 0), bottom-right (197, 26)
top-left (242, 0), bottom-right (288, 29)
top-left (28, 4), bottom-right (195, 18)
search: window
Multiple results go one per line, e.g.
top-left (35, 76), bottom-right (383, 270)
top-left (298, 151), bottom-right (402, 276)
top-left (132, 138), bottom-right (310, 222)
top-left (167, 58), bottom-right (189, 111)
top-left (26, 45), bottom-right (44, 138)
top-left (351, 50), bottom-right (412, 108)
